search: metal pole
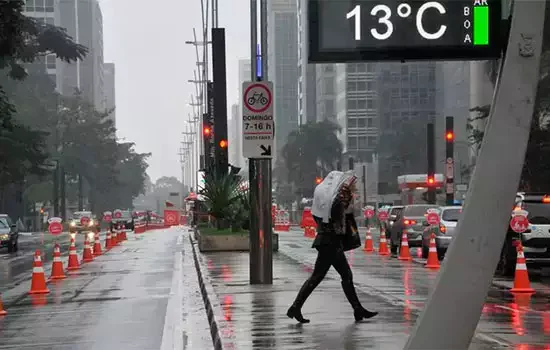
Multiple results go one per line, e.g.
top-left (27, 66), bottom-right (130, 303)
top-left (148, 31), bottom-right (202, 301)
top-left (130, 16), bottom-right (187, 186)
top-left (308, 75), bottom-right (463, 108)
top-left (426, 123), bottom-right (436, 204)
top-left (445, 116), bottom-right (455, 205)
top-left (405, 1), bottom-right (545, 348)
top-left (53, 163), bottom-right (59, 217)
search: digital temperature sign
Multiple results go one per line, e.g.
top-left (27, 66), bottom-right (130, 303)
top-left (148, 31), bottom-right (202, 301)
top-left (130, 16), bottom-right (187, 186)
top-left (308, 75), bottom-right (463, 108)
top-left (308, 0), bottom-right (502, 62)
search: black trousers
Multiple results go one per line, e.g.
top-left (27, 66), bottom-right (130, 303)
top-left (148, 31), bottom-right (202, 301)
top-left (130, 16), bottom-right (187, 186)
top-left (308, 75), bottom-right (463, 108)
top-left (292, 245), bottom-right (363, 310)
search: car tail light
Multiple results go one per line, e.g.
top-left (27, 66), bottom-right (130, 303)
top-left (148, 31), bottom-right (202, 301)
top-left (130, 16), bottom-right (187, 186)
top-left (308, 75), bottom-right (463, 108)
top-left (543, 195), bottom-right (550, 203)
top-left (439, 224), bottom-right (446, 233)
top-left (404, 219), bottom-right (417, 226)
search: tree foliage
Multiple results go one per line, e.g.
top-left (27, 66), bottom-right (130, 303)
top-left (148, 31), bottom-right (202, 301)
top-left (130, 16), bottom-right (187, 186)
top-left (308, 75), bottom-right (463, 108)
top-left (467, 8), bottom-right (550, 192)
top-left (280, 120), bottom-right (343, 197)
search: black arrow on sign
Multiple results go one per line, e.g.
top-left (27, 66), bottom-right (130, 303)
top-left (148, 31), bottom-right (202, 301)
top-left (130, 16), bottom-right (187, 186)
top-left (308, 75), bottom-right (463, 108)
top-left (260, 145), bottom-right (271, 156)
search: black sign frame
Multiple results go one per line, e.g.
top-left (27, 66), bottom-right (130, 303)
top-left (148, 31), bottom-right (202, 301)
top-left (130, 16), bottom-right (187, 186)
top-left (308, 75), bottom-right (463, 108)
top-left (308, 0), bottom-right (503, 63)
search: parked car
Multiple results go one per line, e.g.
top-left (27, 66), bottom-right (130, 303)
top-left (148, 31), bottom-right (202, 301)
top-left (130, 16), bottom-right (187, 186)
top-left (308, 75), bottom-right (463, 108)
top-left (497, 193), bottom-right (550, 276)
top-left (383, 205), bottom-right (404, 237)
top-left (69, 211), bottom-right (95, 234)
top-left (390, 204), bottom-right (439, 254)
top-left (0, 214), bottom-right (19, 253)
top-left (421, 206), bottom-right (462, 259)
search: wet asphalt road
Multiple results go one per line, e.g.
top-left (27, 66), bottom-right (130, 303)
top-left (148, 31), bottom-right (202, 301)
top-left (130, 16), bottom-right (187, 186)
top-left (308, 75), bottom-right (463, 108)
top-left (0, 227), bottom-right (212, 350)
top-left (198, 228), bottom-right (550, 349)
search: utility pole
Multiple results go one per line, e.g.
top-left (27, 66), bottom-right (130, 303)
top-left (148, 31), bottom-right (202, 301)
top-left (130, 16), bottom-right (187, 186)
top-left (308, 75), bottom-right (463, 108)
top-left (426, 123), bottom-right (436, 204)
top-left (445, 116), bottom-right (455, 205)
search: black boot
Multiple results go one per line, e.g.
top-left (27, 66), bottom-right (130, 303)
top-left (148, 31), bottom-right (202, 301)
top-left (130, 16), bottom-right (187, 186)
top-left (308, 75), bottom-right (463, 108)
top-left (341, 280), bottom-right (378, 322)
top-left (287, 279), bottom-right (317, 323)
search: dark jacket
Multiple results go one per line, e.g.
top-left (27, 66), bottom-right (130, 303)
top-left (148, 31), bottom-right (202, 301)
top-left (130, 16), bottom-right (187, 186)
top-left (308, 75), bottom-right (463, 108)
top-left (312, 198), bottom-right (359, 251)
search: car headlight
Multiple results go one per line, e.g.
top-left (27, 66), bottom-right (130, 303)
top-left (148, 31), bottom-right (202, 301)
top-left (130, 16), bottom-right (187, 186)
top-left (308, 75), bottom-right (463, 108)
top-left (0, 234), bottom-right (8, 240)
top-left (88, 220), bottom-right (94, 227)
top-left (70, 221), bottom-right (76, 227)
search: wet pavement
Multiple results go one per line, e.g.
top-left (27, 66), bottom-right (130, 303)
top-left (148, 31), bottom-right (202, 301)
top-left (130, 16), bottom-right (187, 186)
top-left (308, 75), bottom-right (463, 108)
top-left (0, 227), bottom-right (212, 350)
top-left (196, 228), bottom-right (550, 349)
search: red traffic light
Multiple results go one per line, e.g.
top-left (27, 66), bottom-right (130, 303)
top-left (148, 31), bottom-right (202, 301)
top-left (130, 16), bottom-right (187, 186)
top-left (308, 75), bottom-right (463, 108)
top-left (203, 127), bottom-right (211, 136)
top-left (446, 131), bottom-right (454, 141)
top-left (427, 176), bottom-right (435, 186)
top-left (219, 139), bottom-right (227, 148)
top-left (315, 177), bottom-right (322, 184)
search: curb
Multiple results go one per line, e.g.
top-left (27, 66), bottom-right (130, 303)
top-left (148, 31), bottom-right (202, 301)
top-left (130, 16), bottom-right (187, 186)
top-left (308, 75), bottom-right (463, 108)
top-left (189, 235), bottom-right (224, 350)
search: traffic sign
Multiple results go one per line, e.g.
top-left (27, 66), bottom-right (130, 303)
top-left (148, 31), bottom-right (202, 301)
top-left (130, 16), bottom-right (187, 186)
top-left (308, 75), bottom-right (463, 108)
top-left (114, 209), bottom-right (122, 219)
top-left (308, 0), bottom-right (502, 63)
top-left (364, 207), bottom-right (375, 218)
top-left (47, 217), bottom-right (63, 235)
top-left (103, 211), bottom-right (112, 223)
top-left (378, 210), bottom-right (388, 221)
top-left (426, 211), bottom-right (440, 226)
top-left (80, 216), bottom-right (90, 226)
top-left (242, 81), bottom-right (274, 159)
top-left (510, 214), bottom-right (529, 233)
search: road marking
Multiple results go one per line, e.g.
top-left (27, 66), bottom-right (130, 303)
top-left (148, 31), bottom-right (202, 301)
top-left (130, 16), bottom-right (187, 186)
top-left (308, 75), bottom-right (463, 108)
top-left (160, 251), bottom-right (184, 350)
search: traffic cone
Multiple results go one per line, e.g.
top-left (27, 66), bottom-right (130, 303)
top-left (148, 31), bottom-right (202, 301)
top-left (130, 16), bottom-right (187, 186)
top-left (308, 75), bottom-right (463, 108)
top-left (425, 233), bottom-right (440, 269)
top-left (122, 230), bottom-right (128, 240)
top-left (511, 243), bottom-right (535, 294)
top-left (82, 236), bottom-right (94, 263)
top-left (116, 231), bottom-right (123, 244)
top-left (378, 230), bottom-right (390, 256)
top-left (49, 243), bottom-right (66, 280)
top-left (93, 231), bottom-right (102, 256)
top-left (67, 236), bottom-right (80, 271)
top-left (105, 231), bottom-right (112, 250)
top-left (363, 228), bottom-right (374, 252)
top-left (112, 230), bottom-right (118, 246)
top-left (29, 250), bottom-right (50, 294)
top-left (398, 232), bottom-right (412, 261)
top-left (0, 294), bottom-right (7, 316)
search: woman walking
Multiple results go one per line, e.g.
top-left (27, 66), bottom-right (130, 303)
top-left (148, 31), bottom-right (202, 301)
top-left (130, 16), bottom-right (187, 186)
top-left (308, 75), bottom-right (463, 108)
top-left (287, 171), bottom-right (378, 323)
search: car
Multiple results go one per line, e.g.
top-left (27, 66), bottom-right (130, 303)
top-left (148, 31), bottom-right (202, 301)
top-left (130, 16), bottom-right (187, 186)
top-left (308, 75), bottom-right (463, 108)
top-left (497, 193), bottom-right (550, 276)
top-left (69, 211), bottom-right (96, 234)
top-left (383, 205), bottom-right (404, 237)
top-left (110, 210), bottom-right (134, 231)
top-left (421, 206), bottom-right (462, 259)
top-left (0, 214), bottom-right (19, 253)
top-left (389, 204), bottom-right (439, 254)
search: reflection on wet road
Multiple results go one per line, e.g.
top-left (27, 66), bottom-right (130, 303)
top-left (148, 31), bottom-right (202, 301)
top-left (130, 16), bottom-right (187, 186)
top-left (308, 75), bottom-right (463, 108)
top-left (198, 228), bottom-right (550, 349)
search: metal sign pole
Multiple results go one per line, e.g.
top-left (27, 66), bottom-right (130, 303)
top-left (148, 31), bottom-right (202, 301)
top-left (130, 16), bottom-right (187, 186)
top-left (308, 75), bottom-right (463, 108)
top-left (249, 0), bottom-right (273, 285)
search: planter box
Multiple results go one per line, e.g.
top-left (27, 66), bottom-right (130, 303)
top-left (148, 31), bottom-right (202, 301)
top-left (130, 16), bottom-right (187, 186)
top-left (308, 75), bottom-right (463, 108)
top-left (197, 230), bottom-right (279, 252)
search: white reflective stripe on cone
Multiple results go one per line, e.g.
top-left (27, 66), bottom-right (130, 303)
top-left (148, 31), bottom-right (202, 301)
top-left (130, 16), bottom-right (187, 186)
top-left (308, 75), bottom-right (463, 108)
top-left (518, 251), bottom-right (525, 258)
top-left (402, 241), bottom-right (409, 247)
top-left (53, 256), bottom-right (62, 262)
top-left (516, 263), bottom-right (528, 270)
top-left (69, 250), bottom-right (77, 255)
top-left (429, 247), bottom-right (437, 252)
top-left (33, 267), bottom-right (44, 273)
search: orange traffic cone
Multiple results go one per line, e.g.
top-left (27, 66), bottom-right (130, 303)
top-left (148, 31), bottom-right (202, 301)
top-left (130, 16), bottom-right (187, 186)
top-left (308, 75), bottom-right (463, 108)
top-left (511, 243), bottom-right (535, 294)
top-left (105, 232), bottom-right (112, 250)
top-left (67, 236), bottom-right (80, 271)
top-left (425, 233), bottom-right (440, 269)
top-left (111, 230), bottom-right (118, 246)
top-left (116, 231), bottom-right (123, 244)
top-left (378, 230), bottom-right (390, 256)
top-left (0, 294), bottom-right (7, 316)
top-left (49, 243), bottom-right (66, 280)
top-left (363, 228), bottom-right (374, 252)
top-left (122, 230), bottom-right (128, 240)
top-left (93, 231), bottom-right (102, 256)
top-left (398, 232), bottom-right (412, 261)
top-left (29, 250), bottom-right (50, 294)
top-left (82, 236), bottom-right (94, 263)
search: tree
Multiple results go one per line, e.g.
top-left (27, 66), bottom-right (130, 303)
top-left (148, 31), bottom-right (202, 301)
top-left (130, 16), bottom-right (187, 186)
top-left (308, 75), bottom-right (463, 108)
top-left (281, 120), bottom-right (342, 197)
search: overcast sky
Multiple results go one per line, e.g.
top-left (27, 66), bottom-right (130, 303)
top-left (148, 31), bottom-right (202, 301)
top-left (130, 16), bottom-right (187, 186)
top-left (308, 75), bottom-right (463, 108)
top-left (99, 0), bottom-right (250, 182)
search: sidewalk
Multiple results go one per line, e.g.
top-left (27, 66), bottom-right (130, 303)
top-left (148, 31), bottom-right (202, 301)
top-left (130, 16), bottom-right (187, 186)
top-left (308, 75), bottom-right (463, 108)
top-left (0, 227), bottom-right (212, 350)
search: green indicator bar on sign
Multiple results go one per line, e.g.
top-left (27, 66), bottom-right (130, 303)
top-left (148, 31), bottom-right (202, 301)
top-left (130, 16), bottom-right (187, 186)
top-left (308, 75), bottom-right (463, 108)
top-left (473, 6), bottom-right (489, 46)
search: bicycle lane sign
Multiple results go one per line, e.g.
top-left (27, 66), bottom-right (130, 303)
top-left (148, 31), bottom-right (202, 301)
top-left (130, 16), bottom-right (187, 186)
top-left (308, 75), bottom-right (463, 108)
top-left (242, 81), bottom-right (274, 159)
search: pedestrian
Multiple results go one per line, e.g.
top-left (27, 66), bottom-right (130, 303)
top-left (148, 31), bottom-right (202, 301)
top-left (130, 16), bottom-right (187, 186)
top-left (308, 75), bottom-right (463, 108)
top-left (287, 171), bottom-right (378, 323)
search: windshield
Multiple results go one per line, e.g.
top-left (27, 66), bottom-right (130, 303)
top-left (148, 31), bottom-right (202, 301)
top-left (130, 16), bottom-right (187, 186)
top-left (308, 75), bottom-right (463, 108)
top-left (523, 202), bottom-right (550, 225)
top-left (0, 218), bottom-right (9, 228)
top-left (72, 212), bottom-right (92, 219)
top-left (442, 208), bottom-right (462, 222)
top-left (390, 207), bottom-right (403, 217)
top-left (404, 205), bottom-right (438, 216)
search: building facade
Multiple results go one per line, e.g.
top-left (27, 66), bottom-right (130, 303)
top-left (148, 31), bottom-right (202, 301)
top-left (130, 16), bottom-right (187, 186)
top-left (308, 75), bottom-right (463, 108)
top-left (103, 62), bottom-right (116, 126)
top-left (315, 64), bottom-right (337, 122)
top-left (55, 0), bottom-right (105, 111)
top-left (23, 0), bottom-right (57, 81)
top-left (297, 0), bottom-right (316, 125)
top-left (268, 0), bottom-right (299, 158)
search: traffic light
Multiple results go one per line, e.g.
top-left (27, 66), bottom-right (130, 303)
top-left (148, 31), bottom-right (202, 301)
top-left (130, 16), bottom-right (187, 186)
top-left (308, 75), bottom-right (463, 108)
top-left (445, 116), bottom-right (454, 205)
top-left (427, 175), bottom-right (435, 186)
top-left (203, 126), bottom-right (212, 137)
top-left (219, 139), bottom-right (227, 148)
top-left (40, 207), bottom-right (44, 214)
top-left (315, 177), bottom-right (322, 185)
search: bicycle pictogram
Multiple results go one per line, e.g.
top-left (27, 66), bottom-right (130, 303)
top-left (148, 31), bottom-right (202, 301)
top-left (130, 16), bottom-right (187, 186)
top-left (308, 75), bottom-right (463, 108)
top-left (247, 92), bottom-right (269, 106)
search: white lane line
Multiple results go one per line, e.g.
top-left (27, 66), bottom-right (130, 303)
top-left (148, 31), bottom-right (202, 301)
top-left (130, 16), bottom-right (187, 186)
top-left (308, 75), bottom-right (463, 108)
top-left (160, 251), bottom-right (184, 350)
